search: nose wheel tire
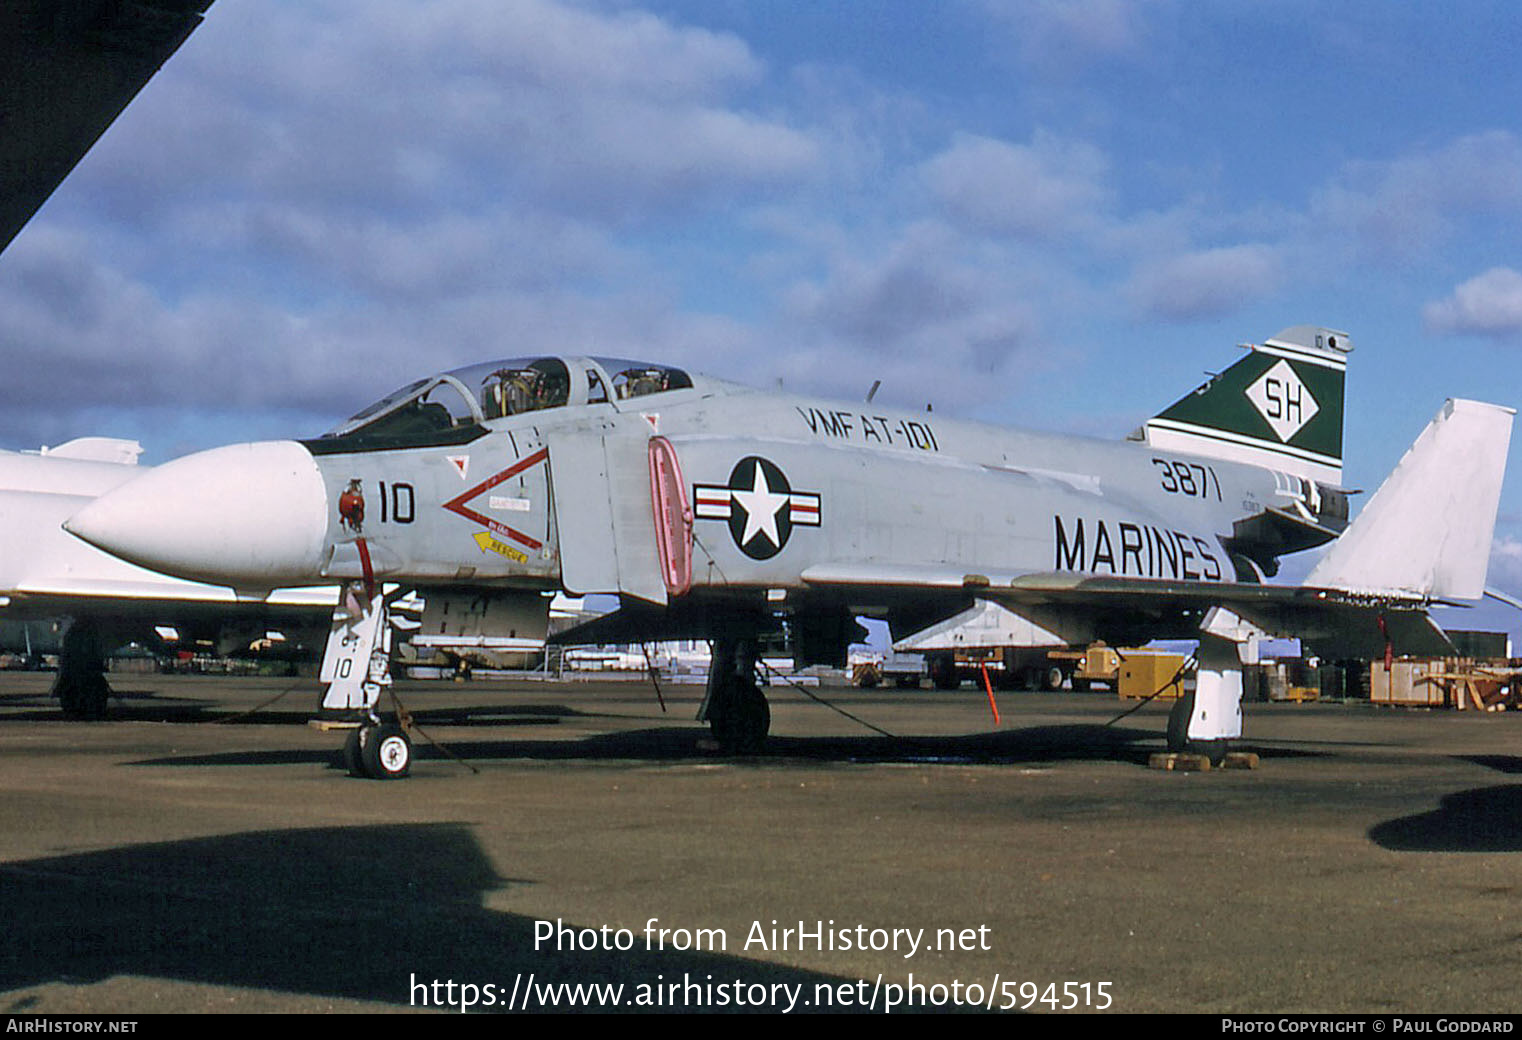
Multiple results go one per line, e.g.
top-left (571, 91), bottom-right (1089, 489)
top-left (347, 721), bottom-right (412, 779)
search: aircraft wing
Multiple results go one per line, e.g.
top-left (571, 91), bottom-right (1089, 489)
top-left (1001, 574), bottom-right (1451, 658)
top-left (7, 576), bottom-right (336, 614)
top-left (550, 559), bottom-right (1449, 661)
top-left (0, 0), bottom-right (213, 255)
top-left (798, 565), bottom-right (1452, 659)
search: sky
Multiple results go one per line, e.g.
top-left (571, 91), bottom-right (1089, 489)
top-left (7, 0), bottom-right (1522, 640)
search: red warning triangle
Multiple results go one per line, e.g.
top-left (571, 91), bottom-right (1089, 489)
top-left (442, 448), bottom-right (548, 551)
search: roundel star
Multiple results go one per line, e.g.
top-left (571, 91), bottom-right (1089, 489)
top-left (731, 459), bottom-right (791, 551)
top-left (691, 456), bottom-right (821, 560)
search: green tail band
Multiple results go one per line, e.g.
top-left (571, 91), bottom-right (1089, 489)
top-left (1140, 326), bottom-right (1350, 485)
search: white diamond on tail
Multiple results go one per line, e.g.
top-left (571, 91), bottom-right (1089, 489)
top-left (1245, 359), bottom-right (1319, 442)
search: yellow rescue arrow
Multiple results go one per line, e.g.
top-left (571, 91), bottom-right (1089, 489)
top-left (473, 530), bottom-right (528, 563)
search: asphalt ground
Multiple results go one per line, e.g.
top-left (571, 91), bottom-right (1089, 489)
top-left (0, 670), bottom-right (1518, 1015)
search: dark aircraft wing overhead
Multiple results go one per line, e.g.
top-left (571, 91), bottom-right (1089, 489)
top-left (0, 0), bottom-right (214, 255)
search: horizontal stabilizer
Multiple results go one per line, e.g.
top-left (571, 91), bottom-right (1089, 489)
top-left (1307, 399), bottom-right (1514, 601)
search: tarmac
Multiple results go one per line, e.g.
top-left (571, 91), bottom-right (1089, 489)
top-left (0, 670), bottom-right (1519, 1015)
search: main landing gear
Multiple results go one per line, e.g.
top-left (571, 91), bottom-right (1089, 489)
top-left (1165, 607), bottom-right (1261, 765)
top-left (54, 618), bottom-right (111, 719)
top-left (700, 636), bottom-right (771, 753)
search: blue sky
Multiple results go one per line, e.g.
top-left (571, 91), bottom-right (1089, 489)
top-left (7, 0), bottom-right (1522, 638)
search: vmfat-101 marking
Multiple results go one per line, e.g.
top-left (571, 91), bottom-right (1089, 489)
top-left (796, 406), bottom-right (940, 452)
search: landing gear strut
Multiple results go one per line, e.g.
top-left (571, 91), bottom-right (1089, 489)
top-left (321, 582), bottom-right (413, 779)
top-left (54, 618), bottom-right (110, 719)
top-left (1166, 607), bottom-right (1261, 765)
top-left (700, 637), bottom-right (770, 753)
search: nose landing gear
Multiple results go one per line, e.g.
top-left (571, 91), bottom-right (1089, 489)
top-left (321, 581), bottom-right (414, 779)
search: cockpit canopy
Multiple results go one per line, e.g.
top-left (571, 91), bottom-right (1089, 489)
top-left (313, 357), bottom-right (695, 453)
top-left (478, 358), bottom-right (573, 418)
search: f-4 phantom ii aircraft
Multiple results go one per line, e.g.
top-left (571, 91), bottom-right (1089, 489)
top-left (64, 328), bottom-right (1514, 776)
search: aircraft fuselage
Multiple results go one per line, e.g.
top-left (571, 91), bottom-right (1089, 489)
top-left (64, 355), bottom-right (1348, 644)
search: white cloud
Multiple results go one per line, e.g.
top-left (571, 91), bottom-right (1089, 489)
top-left (420, 0), bottom-right (764, 99)
top-left (0, 227), bottom-right (344, 419)
top-left (1312, 131), bottom-right (1522, 259)
top-left (978, 0), bottom-right (1156, 71)
top-left (1487, 534), bottom-right (1522, 591)
top-left (13, 0), bottom-right (1522, 468)
top-left (1, 0), bottom-right (835, 448)
top-left (922, 132), bottom-right (1110, 240)
top-left (219, 205), bottom-right (626, 299)
top-left (778, 222), bottom-right (1044, 405)
top-left (76, 0), bottom-right (821, 228)
top-left (1125, 244), bottom-right (1283, 321)
top-left (0, 221), bottom-right (766, 449)
top-left (1423, 268), bottom-right (1522, 339)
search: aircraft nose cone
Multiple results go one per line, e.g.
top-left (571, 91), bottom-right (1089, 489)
top-left (65, 441), bottom-right (330, 590)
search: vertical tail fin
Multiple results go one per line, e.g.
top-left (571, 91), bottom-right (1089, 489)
top-left (1307, 399), bottom-right (1514, 601)
top-left (1138, 326), bottom-right (1351, 485)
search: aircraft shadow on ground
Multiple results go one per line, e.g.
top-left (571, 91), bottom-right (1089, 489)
top-left (1368, 784), bottom-right (1522, 852)
top-left (0, 686), bottom-right (214, 721)
top-left (126, 721), bottom-right (1325, 771)
top-left (1455, 754), bottom-right (1522, 775)
top-left (3, 698), bottom-right (598, 727)
top-left (422, 723), bottom-right (1176, 768)
top-left (10, 687), bottom-right (1328, 767)
top-left (0, 823), bottom-right (937, 1013)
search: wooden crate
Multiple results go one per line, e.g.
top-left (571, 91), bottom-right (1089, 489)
top-left (1369, 659), bottom-right (1450, 706)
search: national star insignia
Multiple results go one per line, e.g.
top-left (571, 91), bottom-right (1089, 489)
top-left (732, 462), bottom-right (790, 548)
top-left (692, 456), bottom-right (821, 560)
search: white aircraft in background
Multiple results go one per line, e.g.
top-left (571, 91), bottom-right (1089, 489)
top-left (0, 1), bottom-right (321, 715)
top-left (0, 437), bottom-right (335, 714)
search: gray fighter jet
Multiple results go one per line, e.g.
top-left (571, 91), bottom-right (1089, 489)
top-left (64, 329), bottom-right (1514, 777)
